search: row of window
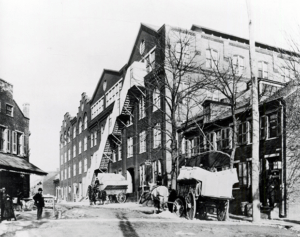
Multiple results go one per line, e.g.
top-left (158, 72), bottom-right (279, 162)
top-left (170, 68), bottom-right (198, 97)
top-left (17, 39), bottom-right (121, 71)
top-left (0, 126), bottom-right (26, 156)
top-left (205, 49), bottom-right (291, 81)
top-left (183, 112), bottom-right (280, 155)
top-left (61, 115), bottom-right (88, 147)
top-left (60, 158), bottom-right (89, 180)
top-left (236, 159), bottom-right (282, 187)
top-left (61, 132), bottom-right (98, 165)
top-left (127, 124), bottom-right (161, 158)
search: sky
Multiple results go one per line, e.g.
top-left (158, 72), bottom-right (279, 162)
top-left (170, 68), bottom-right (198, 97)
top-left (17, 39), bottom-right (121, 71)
top-left (0, 0), bottom-right (299, 172)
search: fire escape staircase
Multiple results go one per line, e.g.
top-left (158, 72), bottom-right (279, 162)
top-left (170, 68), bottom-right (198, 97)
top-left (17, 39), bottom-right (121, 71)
top-left (83, 61), bottom-right (147, 194)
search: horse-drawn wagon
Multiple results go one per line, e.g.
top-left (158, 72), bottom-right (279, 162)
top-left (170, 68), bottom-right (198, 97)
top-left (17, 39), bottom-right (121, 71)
top-left (91, 173), bottom-right (128, 204)
top-left (172, 166), bottom-right (238, 221)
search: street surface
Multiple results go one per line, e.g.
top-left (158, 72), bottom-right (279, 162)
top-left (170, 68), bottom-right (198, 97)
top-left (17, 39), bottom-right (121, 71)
top-left (0, 203), bottom-right (298, 237)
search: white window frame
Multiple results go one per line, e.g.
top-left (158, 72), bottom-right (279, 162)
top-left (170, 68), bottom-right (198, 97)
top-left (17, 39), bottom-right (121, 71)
top-left (232, 55), bottom-right (244, 76)
top-left (206, 49), bottom-right (218, 69)
top-left (5, 104), bottom-right (13, 117)
top-left (79, 141), bottom-right (82, 154)
top-left (139, 164), bottom-right (145, 187)
top-left (258, 61), bottom-right (268, 79)
top-left (79, 161), bottom-right (82, 174)
top-left (127, 137), bottom-right (133, 158)
top-left (73, 126), bottom-right (76, 139)
top-left (139, 131), bottom-right (146, 154)
top-left (68, 166), bottom-right (70, 178)
top-left (139, 96), bottom-right (145, 119)
top-left (153, 124), bottom-right (161, 148)
top-left (73, 164), bottom-right (76, 176)
top-left (91, 133), bottom-right (94, 147)
top-left (118, 144), bottom-right (122, 161)
top-left (0, 126), bottom-right (7, 152)
top-left (78, 119), bottom-right (82, 134)
top-left (68, 149), bottom-right (70, 161)
top-left (94, 131), bottom-right (97, 146)
top-left (83, 114), bottom-right (87, 130)
top-left (73, 145), bottom-right (76, 158)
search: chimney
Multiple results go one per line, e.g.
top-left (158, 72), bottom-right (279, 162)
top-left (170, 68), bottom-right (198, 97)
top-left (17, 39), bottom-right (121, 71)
top-left (22, 103), bottom-right (30, 118)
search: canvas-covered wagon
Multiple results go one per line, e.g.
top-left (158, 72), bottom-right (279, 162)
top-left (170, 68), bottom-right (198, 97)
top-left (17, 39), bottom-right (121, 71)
top-left (95, 173), bottom-right (128, 203)
top-left (173, 166), bottom-right (238, 221)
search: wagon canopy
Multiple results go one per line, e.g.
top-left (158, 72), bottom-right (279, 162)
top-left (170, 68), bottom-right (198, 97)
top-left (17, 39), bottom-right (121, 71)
top-left (97, 173), bottom-right (128, 191)
top-left (177, 166), bottom-right (238, 198)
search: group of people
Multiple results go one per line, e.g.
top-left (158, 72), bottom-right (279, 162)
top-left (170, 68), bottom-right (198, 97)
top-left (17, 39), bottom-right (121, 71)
top-left (0, 187), bottom-right (45, 222)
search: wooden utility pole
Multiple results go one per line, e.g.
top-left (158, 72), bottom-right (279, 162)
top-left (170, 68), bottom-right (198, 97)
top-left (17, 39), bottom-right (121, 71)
top-left (246, 0), bottom-right (261, 223)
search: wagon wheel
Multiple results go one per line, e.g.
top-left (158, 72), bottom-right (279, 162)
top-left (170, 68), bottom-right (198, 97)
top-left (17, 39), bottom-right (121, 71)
top-left (117, 192), bottom-right (127, 203)
top-left (185, 192), bottom-right (196, 220)
top-left (217, 201), bottom-right (227, 221)
top-left (173, 197), bottom-right (185, 217)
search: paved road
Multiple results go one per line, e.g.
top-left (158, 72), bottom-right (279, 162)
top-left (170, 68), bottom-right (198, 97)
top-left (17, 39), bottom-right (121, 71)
top-left (0, 204), bottom-right (298, 237)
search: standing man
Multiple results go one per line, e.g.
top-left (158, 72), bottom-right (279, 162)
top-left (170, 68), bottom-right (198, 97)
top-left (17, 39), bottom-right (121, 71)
top-left (33, 188), bottom-right (45, 220)
top-left (0, 188), bottom-right (7, 222)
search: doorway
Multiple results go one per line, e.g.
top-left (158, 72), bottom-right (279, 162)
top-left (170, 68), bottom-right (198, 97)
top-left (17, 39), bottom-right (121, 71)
top-left (127, 168), bottom-right (134, 193)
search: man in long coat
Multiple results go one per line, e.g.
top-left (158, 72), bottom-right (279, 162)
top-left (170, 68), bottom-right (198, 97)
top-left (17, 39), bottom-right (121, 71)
top-left (33, 188), bottom-right (45, 220)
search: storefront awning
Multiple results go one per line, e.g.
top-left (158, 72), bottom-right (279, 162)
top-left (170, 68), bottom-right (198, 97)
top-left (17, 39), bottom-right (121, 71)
top-left (0, 153), bottom-right (47, 176)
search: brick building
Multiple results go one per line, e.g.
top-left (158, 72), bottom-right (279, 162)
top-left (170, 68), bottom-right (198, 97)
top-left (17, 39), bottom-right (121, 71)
top-left (59, 23), bottom-right (295, 206)
top-left (0, 78), bottom-right (47, 198)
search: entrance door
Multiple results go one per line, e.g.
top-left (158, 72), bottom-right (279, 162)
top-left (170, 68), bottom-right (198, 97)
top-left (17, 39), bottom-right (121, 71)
top-left (127, 169), bottom-right (134, 193)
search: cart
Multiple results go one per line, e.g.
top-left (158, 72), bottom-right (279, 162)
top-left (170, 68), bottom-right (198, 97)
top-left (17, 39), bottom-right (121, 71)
top-left (95, 173), bottom-right (128, 203)
top-left (173, 166), bottom-right (238, 221)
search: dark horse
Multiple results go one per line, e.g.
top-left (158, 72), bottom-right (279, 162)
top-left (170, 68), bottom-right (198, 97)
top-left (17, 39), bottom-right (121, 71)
top-left (88, 185), bottom-right (107, 205)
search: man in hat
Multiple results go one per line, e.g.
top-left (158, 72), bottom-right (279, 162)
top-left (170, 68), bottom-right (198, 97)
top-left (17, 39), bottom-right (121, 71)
top-left (33, 188), bottom-right (45, 220)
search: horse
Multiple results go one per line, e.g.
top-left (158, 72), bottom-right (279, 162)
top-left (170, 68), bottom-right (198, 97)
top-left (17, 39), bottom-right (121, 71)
top-left (150, 186), bottom-right (169, 213)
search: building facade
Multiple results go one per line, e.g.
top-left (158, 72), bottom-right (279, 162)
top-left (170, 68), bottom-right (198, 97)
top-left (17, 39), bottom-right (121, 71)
top-left (59, 23), bottom-right (295, 206)
top-left (0, 78), bottom-right (47, 198)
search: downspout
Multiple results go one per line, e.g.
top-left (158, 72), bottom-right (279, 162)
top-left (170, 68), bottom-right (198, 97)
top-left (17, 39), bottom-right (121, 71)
top-left (279, 99), bottom-right (287, 217)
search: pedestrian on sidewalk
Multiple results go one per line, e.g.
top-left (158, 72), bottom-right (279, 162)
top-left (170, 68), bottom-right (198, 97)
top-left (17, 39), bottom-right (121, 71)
top-left (33, 188), bottom-right (45, 220)
top-left (3, 194), bottom-right (17, 221)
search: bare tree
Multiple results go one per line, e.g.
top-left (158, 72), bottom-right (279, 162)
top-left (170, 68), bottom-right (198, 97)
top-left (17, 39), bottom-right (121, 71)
top-left (140, 27), bottom-right (208, 188)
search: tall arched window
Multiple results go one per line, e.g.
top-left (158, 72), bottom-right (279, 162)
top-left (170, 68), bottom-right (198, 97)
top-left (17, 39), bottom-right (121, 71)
top-left (83, 114), bottom-right (87, 130)
top-left (73, 126), bottom-right (76, 139)
top-left (78, 119), bottom-right (82, 134)
top-left (64, 132), bottom-right (67, 145)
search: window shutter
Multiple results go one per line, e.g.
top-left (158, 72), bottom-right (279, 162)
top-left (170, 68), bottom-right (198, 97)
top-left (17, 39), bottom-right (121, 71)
top-left (7, 129), bottom-right (10, 153)
top-left (3, 129), bottom-right (7, 152)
